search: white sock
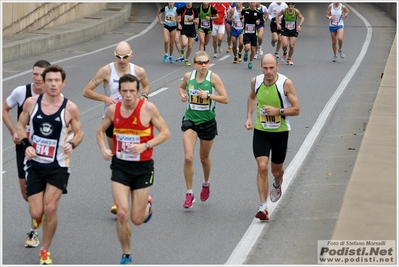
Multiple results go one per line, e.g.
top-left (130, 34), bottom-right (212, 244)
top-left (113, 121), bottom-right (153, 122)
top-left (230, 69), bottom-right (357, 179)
top-left (202, 180), bottom-right (210, 187)
top-left (187, 189), bottom-right (193, 194)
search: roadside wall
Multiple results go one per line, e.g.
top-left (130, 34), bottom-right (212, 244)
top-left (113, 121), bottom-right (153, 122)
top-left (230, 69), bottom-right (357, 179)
top-left (2, 3), bottom-right (106, 37)
top-left (375, 3), bottom-right (397, 20)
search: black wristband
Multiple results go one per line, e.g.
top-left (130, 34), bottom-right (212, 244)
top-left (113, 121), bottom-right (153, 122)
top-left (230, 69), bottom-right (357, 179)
top-left (68, 141), bottom-right (75, 149)
top-left (21, 138), bottom-right (32, 152)
top-left (141, 92), bottom-right (149, 99)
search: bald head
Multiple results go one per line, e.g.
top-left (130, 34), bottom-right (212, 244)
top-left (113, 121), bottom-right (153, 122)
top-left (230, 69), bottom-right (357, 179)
top-left (115, 41), bottom-right (132, 55)
top-left (261, 53), bottom-right (278, 67)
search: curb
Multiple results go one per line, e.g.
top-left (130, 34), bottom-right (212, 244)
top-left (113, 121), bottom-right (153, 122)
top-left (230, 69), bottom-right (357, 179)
top-left (2, 3), bottom-right (131, 63)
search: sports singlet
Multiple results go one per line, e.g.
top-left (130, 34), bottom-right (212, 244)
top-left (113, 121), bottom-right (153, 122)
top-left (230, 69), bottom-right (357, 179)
top-left (184, 70), bottom-right (216, 125)
top-left (102, 62), bottom-right (136, 118)
top-left (163, 6), bottom-right (177, 27)
top-left (198, 5), bottom-right (213, 30)
top-left (282, 8), bottom-right (297, 32)
top-left (254, 73), bottom-right (291, 132)
top-left (232, 6), bottom-right (243, 30)
top-left (27, 94), bottom-right (70, 167)
top-left (112, 100), bottom-right (153, 162)
top-left (329, 3), bottom-right (344, 27)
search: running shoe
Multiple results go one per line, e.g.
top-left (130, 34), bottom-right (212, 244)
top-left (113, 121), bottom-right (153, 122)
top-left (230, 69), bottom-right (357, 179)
top-left (110, 202), bottom-right (117, 214)
top-left (183, 193), bottom-right (195, 208)
top-left (254, 53), bottom-right (258, 59)
top-left (213, 52), bottom-right (217, 58)
top-left (143, 195), bottom-right (153, 223)
top-left (238, 53), bottom-right (242, 62)
top-left (243, 53), bottom-right (248, 62)
top-left (287, 59), bottom-right (293, 65)
top-left (39, 249), bottom-right (53, 265)
top-left (274, 52), bottom-right (279, 58)
top-left (162, 54), bottom-right (168, 63)
top-left (233, 57), bottom-right (238, 63)
top-left (25, 230), bottom-right (39, 248)
top-left (169, 56), bottom-right (173, 64)
top-left (258, 46), bottom-right (263, 55)
top-left (120, 255), bottom-right (132, 265)
top-left (180, 49), bottom-right (185, 57)
top-left (338, 49), bottom-right (345, 59)
top-left (32, 214), bottom-right (45, 228)
top-left (248, 62), bottom-right (253, 69)
top-left (195, 34), bottom-right (199, 42)
top-left (175, 56), bottom-right (184, 62)
top-left (184, 59), bottom-right (191, 66)
top-left (332, 56), bottom-right (337, 62)
top-left (271, 40), bottom-right (276, 47)
top-left (200, 183), bottom-right (210, 202)
top-left (255, 208), bottom-right (269, 221)
top-left (226, 47), bottom-right (231, 53)
top-left (281, 52), bottom-right (287, 62)
top-left (270, 179), bottom-right (283, 203)
top-left (218, 45), bottom-right (223, 54)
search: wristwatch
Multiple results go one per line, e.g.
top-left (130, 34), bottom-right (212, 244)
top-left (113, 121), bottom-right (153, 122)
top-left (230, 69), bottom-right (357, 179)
top-left (145, 142), bottom-right (151, 150)
top-left (279, 108), bottom-right (284, 115)
top-left (68, 141), bottom-right (75, 149)
top-left (207, 92), bottom-right (211, 99)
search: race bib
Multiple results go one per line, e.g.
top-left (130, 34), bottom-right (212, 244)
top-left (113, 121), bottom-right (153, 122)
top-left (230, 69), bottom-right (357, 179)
top-left (184, 15), bottom-right (194, 25)
top-left (166, 15), bottom-right (174, 22)
top-left (260, 109), bottom-right (281, 129)
top-left (115, 134), bottom-right (140, 161)
top-left (285, 21), bottom-right (295, 30)
top-left (233, 21), bottom-right (243, 29)
top-left (201, 20), bottom-right (211, 28)
top-left (189, 89), bottom-right (209, 111)
top-left (245, 23), bottom-right (256, 33)
top-left (31, 135), bottom-right (57, 164)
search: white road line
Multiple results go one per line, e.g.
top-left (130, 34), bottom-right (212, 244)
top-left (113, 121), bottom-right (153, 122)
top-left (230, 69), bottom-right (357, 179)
top-left (149, 87), bottom-right (168, 97)
top-left (225, 4), bottom-right (372, 265)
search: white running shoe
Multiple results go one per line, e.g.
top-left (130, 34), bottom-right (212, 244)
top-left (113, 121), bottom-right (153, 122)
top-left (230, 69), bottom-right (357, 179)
top-left (338, 49), bottom-right (345, 59)
top-left (258, 46), bottom-right (263, 55)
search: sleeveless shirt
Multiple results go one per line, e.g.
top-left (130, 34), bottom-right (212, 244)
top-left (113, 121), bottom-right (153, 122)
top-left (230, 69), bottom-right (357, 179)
top-left (102, 62), bottom-right (136, 118)
top-left (112, 100), bottom-right (153, 162)
top-left (27, 94), bottom-right (70, 167)
top-left (254, 73), bottom-right (291, 132)
top-left (184, 70), bottom-right (216, 125)
top-left (329, 3), bottom-right (344, 27)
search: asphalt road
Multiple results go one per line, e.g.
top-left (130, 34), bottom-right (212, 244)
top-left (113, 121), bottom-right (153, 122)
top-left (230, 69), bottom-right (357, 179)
top-left (2, 3), bottom-right (396, 265)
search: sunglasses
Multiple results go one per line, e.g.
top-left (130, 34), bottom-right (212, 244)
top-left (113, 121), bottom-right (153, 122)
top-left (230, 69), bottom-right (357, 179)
top-left (194, 60), bottom-right (210, 65)
top-left (115, 53), bottom-right (131, 59)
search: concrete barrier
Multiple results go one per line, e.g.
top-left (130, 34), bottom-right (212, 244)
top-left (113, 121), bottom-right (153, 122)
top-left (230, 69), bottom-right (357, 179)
top-left (2, 3), bottom-right (131, 63)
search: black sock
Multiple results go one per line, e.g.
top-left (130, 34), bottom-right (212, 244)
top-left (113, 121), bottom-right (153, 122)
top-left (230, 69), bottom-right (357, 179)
top-left (122, 254), bottom-right (130, 258)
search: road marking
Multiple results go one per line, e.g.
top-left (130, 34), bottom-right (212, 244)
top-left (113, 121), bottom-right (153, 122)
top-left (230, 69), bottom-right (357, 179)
top-left (149, 87), bottom-right (168, 97)
top-left (225, 4), bottom-right (372, 265)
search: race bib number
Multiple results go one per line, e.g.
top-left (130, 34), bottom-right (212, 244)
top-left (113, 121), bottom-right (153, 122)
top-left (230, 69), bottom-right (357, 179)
top-left (233, 21), bottom-right (243, 29)
top-left (189, 89), bottom-right (209, 111)
top-left (184, 15), bottom-right (194, 25)
top-left (260, 109), bottom-right (281, 129)
top-left (201, 20), bottom-right (211, 28)
top-left (115, 134), bottom-right (140, 161)
top-left (285, 21), bottom-right (295, 30)
top-left (31, 135), bottom-right (57, 164)
top-left (166, 15), bottom-right (174, 22)
top-left (245, 23), bottom-right (256, 33)
top-left (329, 18), bottom-right (340, 26)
